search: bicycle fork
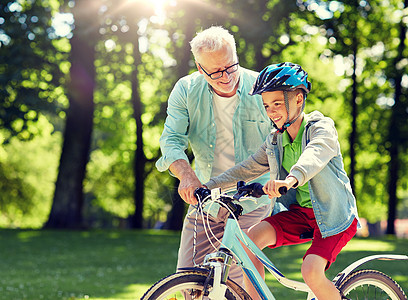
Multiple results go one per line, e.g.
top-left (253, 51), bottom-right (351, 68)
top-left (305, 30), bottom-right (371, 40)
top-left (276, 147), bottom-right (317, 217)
top-left (202, 250), bottom-right (234, 299)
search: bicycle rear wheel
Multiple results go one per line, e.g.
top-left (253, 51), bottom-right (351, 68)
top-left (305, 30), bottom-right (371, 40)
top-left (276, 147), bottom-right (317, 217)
top-left (141, 269), bottom-right (250, 299)
top-left (338, 269), bottom-right (407, 300)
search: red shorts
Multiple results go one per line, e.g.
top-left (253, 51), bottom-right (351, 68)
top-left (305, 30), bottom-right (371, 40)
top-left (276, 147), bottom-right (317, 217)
top-left (263, 204), bottom-right (358, 269)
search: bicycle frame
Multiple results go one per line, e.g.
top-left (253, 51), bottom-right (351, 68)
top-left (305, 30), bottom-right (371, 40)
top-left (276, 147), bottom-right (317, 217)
top-left (206, 213), bottom-right (315, 300)
top-left (197, 187), bottom-right (408, 300)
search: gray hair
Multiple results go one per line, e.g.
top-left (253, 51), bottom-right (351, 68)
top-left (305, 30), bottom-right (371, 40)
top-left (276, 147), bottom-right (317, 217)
top-left (190, 26), bottom-right (237, 61)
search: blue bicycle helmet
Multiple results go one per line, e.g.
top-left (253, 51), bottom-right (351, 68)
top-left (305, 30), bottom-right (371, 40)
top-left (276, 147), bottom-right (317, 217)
top-left (249, 62), bottom-right (311, 96)
top-left (250, 63), bottom-right (312, 144)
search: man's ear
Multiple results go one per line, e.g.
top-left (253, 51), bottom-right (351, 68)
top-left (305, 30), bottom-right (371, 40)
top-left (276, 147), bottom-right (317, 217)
top-left (196, 62), bottom-right (203, 74)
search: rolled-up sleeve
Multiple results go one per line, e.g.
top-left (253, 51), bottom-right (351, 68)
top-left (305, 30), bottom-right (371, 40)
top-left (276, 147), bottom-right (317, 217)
top-left (156, 80), bottom-right (190, 172)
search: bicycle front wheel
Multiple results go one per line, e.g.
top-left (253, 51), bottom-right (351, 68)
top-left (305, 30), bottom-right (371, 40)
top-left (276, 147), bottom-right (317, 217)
top-left (338, 269), bottom-right (407, 300)
top-left (141, 269), bottom-right (250, 300)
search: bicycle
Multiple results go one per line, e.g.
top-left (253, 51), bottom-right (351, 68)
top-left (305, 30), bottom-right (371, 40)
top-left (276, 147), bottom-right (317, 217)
top-left (142, 181), bottom-right (408, 299)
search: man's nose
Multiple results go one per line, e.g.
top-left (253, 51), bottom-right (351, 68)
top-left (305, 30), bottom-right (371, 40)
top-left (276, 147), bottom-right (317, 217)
top-left (221, 70), bottom-right (231, 79)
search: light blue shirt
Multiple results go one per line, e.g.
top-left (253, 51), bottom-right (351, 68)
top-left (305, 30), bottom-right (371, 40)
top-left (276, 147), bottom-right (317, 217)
top-left (156, 67), bottom-right (273, 215)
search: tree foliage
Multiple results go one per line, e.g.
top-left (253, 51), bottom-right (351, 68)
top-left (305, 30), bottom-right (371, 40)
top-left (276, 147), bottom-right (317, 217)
top-left (295, 0), bottom-right (408, 228)
top-left (0, 117), bottom-right (61, 228)
top-left (0, 0), bottom-right (407, 232)
top-left (0, 0), bottom-right (66, 140)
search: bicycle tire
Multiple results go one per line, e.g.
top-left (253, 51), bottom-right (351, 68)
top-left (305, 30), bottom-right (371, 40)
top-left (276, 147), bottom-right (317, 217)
top-left (141, 269), bottom-right (250, 300)
top-left (338, 269), bottom-right (407, 300)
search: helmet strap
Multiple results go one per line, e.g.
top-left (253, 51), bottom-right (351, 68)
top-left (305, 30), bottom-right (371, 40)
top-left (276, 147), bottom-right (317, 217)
top-left (271, 91), bottom-right (305, 145)
top-left (284, 91), bottom-right (290, 125)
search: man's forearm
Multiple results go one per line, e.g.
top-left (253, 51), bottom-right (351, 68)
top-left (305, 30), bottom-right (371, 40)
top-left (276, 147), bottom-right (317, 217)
top-left (169, 159), bottom-right (196, 181)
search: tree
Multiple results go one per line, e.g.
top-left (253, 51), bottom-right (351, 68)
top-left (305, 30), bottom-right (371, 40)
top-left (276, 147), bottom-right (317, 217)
top-left (85, 0), bottom-right (170, 228)
top-left (129, 32), bottom-right (145, 229)
top-left (297, 0), bottom-right (408, 232)
top-left (161, 0), bottom-right (200, 230)
top-left (101, 1), bottom-right (155, 229)
top-left (45, 0), bottom-right (100, 228)
top-left (0, 0), bottom-right (67, 227)
top-left (0, 0), bottom-right (63, 140)
top-left (303, 0), bottom-right (373, 192)
top-left (386, 0), bottom-right (408, 234)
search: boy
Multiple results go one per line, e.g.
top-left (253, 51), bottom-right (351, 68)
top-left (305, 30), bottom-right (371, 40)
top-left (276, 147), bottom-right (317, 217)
top-left (205, 62), bottom-right (360, 300)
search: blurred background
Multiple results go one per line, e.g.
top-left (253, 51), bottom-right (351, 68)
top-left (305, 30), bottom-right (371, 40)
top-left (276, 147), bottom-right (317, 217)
top-left (0, 0), bottom-right (407, 236)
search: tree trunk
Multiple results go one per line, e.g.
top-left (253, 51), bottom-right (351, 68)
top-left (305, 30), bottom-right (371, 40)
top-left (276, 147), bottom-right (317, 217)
top-left (164, 178), bottom-right (187, 231)
top-left (45, 3), bottom-right (96, 228)
top-left (163, 16), bottom-right (195, 231)
top-left (386, 0), bottom-right (407, 234)
top-left (129, 36), bottom-right (146, 229)
top-left (349, 39), bottom-right (358, 192)
top-left (386, 139), bottom-right (398, 235)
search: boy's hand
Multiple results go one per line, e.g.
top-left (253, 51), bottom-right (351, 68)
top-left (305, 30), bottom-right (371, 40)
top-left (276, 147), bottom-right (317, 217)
top-left (262, 176), bottom-right (298, 199)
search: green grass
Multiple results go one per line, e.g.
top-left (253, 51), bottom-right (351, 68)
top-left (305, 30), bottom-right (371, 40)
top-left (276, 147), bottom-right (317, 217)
top-left (0, 229), bottom-right (407, 300)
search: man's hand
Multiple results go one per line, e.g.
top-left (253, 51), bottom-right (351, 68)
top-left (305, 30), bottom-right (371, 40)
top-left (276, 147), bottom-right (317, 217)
top-left (262, 176), bottom-right (298, 199)
top-left (169, 159), bottom-right (204, 205)
top-left (178, 176), bottom-right (202, 205)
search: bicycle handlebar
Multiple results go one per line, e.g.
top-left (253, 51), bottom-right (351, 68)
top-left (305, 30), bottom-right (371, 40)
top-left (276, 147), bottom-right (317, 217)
top-left (193, 182), bottom-right (288, 218)
top-left (194, 181), bottom-right (288, 202)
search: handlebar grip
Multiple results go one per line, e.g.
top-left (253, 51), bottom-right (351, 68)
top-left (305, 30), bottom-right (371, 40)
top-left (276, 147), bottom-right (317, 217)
top-left (278, 186), bottom-right (287, 196)
top-left (236, 182), bottom-right (265, 198)
top-left (194, 187), bottom-right (211, 200)
top-left (237, 181), bottom-right (246, 189)
top-left (251, 183), bottom-right (266, 198)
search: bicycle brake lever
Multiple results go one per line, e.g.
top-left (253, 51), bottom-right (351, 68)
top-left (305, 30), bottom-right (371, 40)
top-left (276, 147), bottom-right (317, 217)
top-left (233, 190), bottom-right (249, 201)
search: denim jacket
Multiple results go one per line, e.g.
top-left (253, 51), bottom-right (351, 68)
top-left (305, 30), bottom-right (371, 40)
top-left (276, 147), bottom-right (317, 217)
top-left (206, 111), bottom-right (360, 238)
top-left (156, 67), bottom-right (273, 215)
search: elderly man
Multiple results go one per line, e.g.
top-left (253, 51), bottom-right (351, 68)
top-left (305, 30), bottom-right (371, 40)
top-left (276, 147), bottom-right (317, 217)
top-left (156, 26), bottom-right (273, 287)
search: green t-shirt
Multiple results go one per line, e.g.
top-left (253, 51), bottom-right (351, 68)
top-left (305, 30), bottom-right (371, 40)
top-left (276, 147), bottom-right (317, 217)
top-left (282, 117), bottom-right (312, 208)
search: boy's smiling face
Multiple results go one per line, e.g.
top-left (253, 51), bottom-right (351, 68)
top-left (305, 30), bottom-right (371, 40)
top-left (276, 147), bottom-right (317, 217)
top-left (262, 90), bottom-right (304, 128)
top-left (262, 91), bottom-right (288, 128)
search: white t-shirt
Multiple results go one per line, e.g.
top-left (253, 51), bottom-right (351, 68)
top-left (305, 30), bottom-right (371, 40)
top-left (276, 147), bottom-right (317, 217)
top-left (211, 92), bottom-right (238, 177)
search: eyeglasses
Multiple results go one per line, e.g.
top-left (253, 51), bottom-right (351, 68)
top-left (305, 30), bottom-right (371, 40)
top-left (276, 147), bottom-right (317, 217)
top-left (198, 62), bottom-right (239, 80)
